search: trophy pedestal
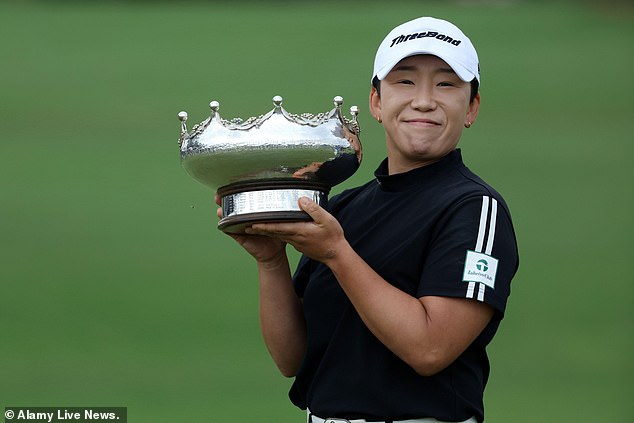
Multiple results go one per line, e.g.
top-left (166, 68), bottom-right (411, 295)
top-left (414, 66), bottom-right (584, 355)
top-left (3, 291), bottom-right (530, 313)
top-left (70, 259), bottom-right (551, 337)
top-left (217, 180), bottom-right (329, 234)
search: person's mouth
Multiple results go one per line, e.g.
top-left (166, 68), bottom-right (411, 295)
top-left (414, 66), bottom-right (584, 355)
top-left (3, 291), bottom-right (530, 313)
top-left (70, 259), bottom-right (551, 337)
top-left (404, 118), bottom-right (441, 127)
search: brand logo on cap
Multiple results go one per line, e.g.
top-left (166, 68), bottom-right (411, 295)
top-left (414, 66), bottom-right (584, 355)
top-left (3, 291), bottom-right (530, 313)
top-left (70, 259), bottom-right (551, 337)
top-left (390, 31), bottom-right (462, 48)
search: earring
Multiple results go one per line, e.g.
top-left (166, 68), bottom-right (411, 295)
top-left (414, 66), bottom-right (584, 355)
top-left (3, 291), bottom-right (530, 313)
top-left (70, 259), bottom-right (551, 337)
top-left (377, 116), bottom-right (382, 124)
top-left (464, 121), bottom-right (472, 128)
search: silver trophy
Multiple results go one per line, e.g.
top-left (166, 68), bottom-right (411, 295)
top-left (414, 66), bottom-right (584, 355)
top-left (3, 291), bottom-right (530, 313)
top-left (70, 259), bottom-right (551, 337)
top-left (178, 95), bottom-right (362, 233)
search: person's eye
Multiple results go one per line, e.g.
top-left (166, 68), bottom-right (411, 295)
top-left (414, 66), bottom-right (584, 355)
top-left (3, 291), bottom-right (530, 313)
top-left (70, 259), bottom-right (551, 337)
top-left (437, 81), bottom-right (456, 87)
top-left (397, 79), bottom-right (414, 85)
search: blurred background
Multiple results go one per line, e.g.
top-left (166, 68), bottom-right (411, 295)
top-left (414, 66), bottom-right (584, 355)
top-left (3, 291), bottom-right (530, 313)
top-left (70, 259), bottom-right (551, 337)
top-left (1, 0), bottom-right (632, 421)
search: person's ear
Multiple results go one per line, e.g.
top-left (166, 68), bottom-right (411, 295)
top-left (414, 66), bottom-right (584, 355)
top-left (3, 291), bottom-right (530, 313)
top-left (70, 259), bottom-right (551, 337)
top-left (465, 93), bottom-right (480, 128)
top-left (369, 86), bottom-right (382, 123)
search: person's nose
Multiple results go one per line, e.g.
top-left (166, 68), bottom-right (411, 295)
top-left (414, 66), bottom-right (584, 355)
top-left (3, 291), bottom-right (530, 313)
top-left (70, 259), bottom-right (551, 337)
top-left (410, 85), bottom-right (436, 111)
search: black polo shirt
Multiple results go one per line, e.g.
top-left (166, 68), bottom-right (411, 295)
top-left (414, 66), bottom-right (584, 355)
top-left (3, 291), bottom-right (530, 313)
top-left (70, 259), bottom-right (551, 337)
top-left (290, 149), bottom-right (519, 422)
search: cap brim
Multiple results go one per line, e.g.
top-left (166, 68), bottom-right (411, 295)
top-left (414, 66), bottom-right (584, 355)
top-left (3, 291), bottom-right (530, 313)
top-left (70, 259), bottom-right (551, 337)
top-left (375, 50), bottom-right (478, 83)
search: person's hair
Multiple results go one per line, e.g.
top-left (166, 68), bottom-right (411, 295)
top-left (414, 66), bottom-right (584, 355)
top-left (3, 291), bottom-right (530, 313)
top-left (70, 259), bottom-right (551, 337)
top-left (372, 76), bottom-right (480, 103)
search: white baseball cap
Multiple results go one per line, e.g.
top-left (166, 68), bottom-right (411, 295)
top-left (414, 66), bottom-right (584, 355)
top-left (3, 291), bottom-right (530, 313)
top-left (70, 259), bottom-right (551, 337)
top-left (372, 17), bottom-right (480, 84)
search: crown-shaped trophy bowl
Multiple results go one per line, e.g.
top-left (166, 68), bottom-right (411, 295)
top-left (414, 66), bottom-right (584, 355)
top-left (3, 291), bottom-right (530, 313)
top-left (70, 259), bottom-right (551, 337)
top-left (178, 95), bottom-right (362, 233)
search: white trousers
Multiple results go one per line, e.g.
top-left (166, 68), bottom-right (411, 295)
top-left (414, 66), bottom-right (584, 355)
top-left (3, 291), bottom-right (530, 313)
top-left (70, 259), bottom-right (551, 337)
top-left (308, 410), bottom-right (478, 423)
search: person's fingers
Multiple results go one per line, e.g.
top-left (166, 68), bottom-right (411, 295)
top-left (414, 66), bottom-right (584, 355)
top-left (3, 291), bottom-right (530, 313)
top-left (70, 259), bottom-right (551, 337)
top-left (298, 197), bottom-right (326, 224)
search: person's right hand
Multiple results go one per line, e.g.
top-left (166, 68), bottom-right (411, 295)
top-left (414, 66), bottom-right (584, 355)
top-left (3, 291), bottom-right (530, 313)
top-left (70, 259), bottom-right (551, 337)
top-left (215, 193), bottom-right (287, 265)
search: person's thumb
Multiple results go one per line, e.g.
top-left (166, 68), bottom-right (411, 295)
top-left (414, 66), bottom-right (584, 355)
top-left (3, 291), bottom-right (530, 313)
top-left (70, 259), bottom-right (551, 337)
top-left (298, 197), bottom-right (325, 223)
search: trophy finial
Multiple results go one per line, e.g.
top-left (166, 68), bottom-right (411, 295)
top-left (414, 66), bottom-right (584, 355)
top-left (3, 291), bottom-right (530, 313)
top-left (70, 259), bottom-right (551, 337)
top-left (177, 111), bottom-right (188, 145)
top-left (333, 96), bottom-right (343, 108)
top-left (272, 95), bottom-right (283, 109)
top-left (178, 110), bottom-right (188, 130)
top-left (209, 100), bottom-right (220, 114)
top-left (349, 105), bottom-right (360, 134)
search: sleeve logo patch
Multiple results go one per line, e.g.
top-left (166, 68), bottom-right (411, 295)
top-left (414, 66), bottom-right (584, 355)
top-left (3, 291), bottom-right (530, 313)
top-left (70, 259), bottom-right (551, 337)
top-left (463, 250), bottom-right (498, 289)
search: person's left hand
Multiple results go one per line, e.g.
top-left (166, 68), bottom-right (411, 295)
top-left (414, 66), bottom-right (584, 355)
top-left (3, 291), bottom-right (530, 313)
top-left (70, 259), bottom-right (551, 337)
top-left (245, 197), bottom-right (347, 263)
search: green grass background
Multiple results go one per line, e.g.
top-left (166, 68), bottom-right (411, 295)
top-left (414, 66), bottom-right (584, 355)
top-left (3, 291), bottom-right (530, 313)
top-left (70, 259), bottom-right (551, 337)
top-left (1, 0), bottom-right (632, 421)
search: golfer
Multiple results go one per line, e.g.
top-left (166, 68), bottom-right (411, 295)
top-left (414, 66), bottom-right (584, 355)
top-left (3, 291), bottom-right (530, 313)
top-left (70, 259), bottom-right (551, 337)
top-left (218, 16), bottom-right (519, 423)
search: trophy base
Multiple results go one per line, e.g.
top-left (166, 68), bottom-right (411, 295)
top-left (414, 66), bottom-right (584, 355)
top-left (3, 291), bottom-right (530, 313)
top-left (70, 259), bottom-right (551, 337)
top-left (217, 181), bottom-right (329, 234)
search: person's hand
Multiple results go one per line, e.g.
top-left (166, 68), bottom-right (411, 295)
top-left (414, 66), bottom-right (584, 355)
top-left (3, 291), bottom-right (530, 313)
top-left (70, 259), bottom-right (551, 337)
top-left (215, 193), bottom-right (286, 266)
top-left (245, 197), bottom-right (347, 264)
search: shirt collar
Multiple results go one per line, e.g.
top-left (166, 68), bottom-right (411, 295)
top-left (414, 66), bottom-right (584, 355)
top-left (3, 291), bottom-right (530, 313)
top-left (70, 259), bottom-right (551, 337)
top-left (374, 149), bottom-right (463, 192)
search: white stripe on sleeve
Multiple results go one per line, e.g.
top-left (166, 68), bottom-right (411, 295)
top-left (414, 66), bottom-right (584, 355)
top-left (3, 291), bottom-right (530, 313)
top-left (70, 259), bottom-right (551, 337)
top-left (485, 198), bottom-right (498, 255)
top-left (466, 282), bottom-right (475, 298)
top-left (477, 283), bottom-right (485, 301)
top-left (475, 196), bottom-right (489, 253)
